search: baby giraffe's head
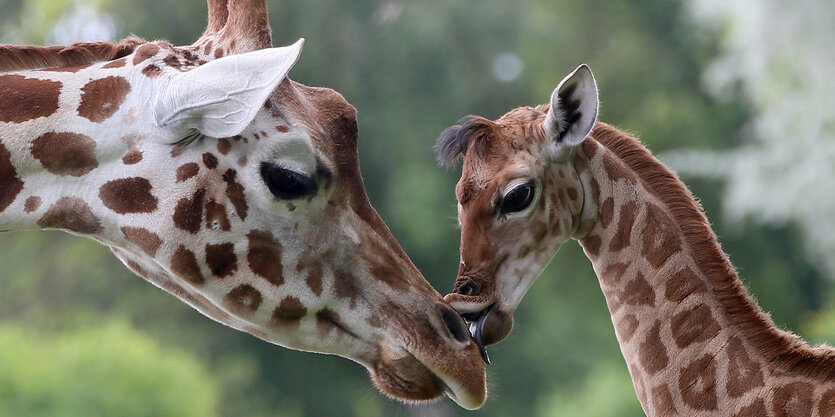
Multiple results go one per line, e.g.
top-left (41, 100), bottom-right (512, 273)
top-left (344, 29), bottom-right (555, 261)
top-left (435, 65), bottom-right (599, 356)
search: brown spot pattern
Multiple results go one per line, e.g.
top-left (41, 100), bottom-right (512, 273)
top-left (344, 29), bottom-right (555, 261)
top-left (77, 76), bottom-right (131, 123)
top-left (141, 65), bottom-right (163, 77)
top-left (615, 314), bottom-right (639, 342)
top-left (121, 226), bottom-right (162, 256)
top-left (600, 197), bottom-right (614, 229)
top-left (272, 297), bottom-right (307, 324)
top-left (670, 304), bottom-right (720, 348)
top-left (217, 138), bottom-right (231, 155)
top-left (37, 197), bottom-right (101, 234)
top-left (171, 245), bottom-right (204, 285)
top-left (202, 152), bottom-right (218, 169)
top-left (205, 199), bottom-right (231, 231)
top-left (0, 142), bottom-right (24, 212)
top-left (122, 150), bottom-right (142, 164)
top-left (601, 262), bottom-right (629, 286)
top-left (24, 196), bottom-right (41, 213)
top-left (305, 264), bottom-right (324, 297)
top-left (334, 271), bottom-right (359, 309)
top-left (223, 284), bottom-right (262, 317)
top-left (641, 203), bottom-right (682, 268)
top-left (132, 44), bottom-right (159, 65)
top-left (638, 320), bottom-right (668, 374)
top-left (566, 187), bottom-right (578, 201)
top-left (176, 162), bottom-right (199, 182)
top-left (205, 243), bottom-right (236, 277)
top-left (247, 230), bottom-right (283, 285)
top-left (651, 384), bottom-right (677, 415)
top-left (725, 336), bottom-right (764, 398)
top-left (223, 169), bottom-right (248, 220)
top-left (621, 272), bottom-right (655, 307)
top-left (102, 58), bottom-right (126, 69)
top-left (31, 132), bottom-right (98, 176)
top-left (608, 201), bottom-right (637, 252)
top-left (0, 75), bottom-right (61, 123)
top-left (665, 267), bottom-right (706, 302)
top-left (602, 152), bottom-right (636, 183)
top-left (173, 188), bottom-right (205, 233)
top-left (772, 382), bottom-right (813, 417)
top-left (99, 177), bottom-right (158, 214)
top-left (678, 354), bottom-right (718, 411)
top-left (581, 235), bottom-right (601, 257)
top-left (734, 399), bottom-right (767, 417)
top-left (275, 125), bottom-right (289, 132)
top-left (818, 389), bottom-right (835, 417)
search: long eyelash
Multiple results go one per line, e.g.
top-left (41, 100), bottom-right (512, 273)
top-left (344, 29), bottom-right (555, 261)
top-left (169, 128), bottom-right (205, 147)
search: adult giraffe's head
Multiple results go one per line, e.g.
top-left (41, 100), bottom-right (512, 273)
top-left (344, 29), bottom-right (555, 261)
top-left (435, 65), bottom-right (599, 354)
top-left (0, 0), bottom-right (486, 408)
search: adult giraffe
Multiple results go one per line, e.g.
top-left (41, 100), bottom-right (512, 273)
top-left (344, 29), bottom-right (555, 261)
top-left (0, 0), bottom-right (486, 408)
top-left (436, 64), bottom-right (835, 415)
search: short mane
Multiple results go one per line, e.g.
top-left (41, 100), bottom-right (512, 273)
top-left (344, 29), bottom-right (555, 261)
top-left (590, 122), bottom-right (835, 381)
top-left (0, 37), bottom-right (144, 73)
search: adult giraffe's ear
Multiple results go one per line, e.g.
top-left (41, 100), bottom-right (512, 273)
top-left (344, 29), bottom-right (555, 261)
top-left (544, 64), bottom-right (599, 149)
top-left (154, 38), bottom-right (303, 138)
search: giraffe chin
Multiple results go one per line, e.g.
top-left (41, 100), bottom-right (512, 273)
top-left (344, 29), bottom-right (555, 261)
top-left (370, 345), bottom-right (487, 410)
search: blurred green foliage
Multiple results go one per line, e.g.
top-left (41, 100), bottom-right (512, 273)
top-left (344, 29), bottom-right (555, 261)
top-left (0, 322), bottom-right (219, 417)
top-left (0, 0), bottom-right (830, 416)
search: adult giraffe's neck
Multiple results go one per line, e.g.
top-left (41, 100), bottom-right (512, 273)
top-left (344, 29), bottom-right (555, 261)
top-left (575, 123), bottom-right (835, 416)
top-left (0, 63), bottom-right (153, 238)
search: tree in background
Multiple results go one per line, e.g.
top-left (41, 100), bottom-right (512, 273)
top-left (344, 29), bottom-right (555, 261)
top-left (0, 322), bottom-right (219, 417)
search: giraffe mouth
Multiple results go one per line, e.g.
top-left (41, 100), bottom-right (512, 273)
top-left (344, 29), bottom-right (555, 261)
top-left (463, 306), bottom-right (494, 364)
top-left (372, 348), bottom-right (485, 409)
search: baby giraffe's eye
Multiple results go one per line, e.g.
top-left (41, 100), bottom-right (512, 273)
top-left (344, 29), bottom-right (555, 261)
top-left (260, 163), bottom-right (318, 200)
top-left (500, 181), bottom-right (536, 214)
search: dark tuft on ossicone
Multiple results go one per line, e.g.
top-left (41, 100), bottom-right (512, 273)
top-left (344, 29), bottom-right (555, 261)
top-left (433, 115), bottom-right (495, 167)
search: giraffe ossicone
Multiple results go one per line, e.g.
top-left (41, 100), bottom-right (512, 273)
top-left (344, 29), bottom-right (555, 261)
top-left (439, 64), bottom-right (835, 415)
top-left (0, 0), bottom-right (486, 408)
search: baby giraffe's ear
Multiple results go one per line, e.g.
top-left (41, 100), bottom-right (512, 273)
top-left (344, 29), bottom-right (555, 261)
top-left (154, 39), bottom-right (304, 138)
top-left (544, 64), bottom-right (599, 148)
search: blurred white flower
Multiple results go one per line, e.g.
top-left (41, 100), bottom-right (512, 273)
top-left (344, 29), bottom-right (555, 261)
top-left (665, 0), bottom-right (835, 275)
top-left (47, 0), bottom-right (116, 45)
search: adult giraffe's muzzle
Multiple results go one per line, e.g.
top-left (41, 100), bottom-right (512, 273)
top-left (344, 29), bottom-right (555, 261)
top-left (369, 302), bottom-right (487, 409)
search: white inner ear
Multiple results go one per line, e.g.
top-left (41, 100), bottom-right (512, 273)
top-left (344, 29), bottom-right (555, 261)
top-left (154, 39), bottom-right (304, 139)
top-left (544, 64), bottom-right (599, 148)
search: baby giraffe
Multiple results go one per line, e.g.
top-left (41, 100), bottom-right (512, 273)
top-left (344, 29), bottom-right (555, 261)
top-left (436, 64), bottom-right (835, 416)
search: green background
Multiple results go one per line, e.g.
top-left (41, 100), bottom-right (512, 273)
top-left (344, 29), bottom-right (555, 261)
top-left (1, 0), bottom-right (832, 416)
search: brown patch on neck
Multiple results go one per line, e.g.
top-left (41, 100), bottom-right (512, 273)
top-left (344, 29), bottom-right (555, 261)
top-left (0, 37), bottom-right (142, 73)
top-left (99, 177), bottom-right (159, 214)
top-left (590, 121), bottom-right (835, 381)
top-left (31, 132), bottom-right (99, 176)
top-left (121, 226), bottom-right (163, 256)
top-left (171, 245), bottom-right (205, 285)
top-left (37, 197), bottom-right (102, 234)
top-left (0, 142), bottom-right (24, 213)
top-left (77, 76), bottom-right (131, 123)
top-left (0, 75), bottom-right (61, 123)
top-left (246, 230), bottom-right (284, 286)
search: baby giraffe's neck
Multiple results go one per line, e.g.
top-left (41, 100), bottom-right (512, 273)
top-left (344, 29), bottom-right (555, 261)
top-left (576, 123), bottom-right (835, 417)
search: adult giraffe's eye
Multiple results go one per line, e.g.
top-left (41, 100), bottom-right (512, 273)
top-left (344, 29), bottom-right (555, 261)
top-left (501, 181), bottom-right (536, 214)
top-left (260, 163), bottom-right (317, 200)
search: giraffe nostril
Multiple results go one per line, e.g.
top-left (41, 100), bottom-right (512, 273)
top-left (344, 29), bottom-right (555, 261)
top-left (440, 305), bottom-right (470, 344)
top-left (456, 279), bottom-right (481, 297)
